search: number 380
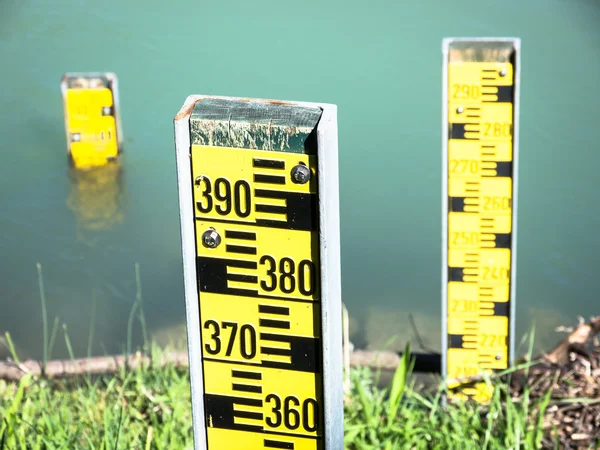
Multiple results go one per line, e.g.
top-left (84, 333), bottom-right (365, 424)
top-left (260, 256), bottom-right (317, 296)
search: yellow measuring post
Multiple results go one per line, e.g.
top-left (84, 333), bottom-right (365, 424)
top-left (441, 38), bottom-right (521, 403)
top-left (174, 96), bottom-right (343, 450)
top-left (60, 73), bottom-right (123, 170)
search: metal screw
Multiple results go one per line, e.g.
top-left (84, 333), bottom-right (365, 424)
top-left (291, 164), bottom-right (311, 184)
top-left (456, 106), bottom-right (464, 114)
top-left (71, 133), bottom-right (81, 142)
top-left (495, 355), bottom-right (502, 361)
top-left (195, 175), bottom-right (204, 186)
top-left (202, 229), bottom-right (221, 248)
top-left (102, 106), bottom-right (112, 116)
top-left (499, 68), bottom-right (507, 77)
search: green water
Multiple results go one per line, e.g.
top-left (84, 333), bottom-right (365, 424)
top-left (1, 0), bottom-right (599, 360)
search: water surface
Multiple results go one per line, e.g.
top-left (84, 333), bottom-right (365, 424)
top-left (0, 0), bottom-right (599, 360)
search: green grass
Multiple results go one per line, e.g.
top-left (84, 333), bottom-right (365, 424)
top-left (0, 340), bottom-right (558, 450)
top-left (344, 348), bottom-right (552, 450)
top-left (0, 343), bottom-right (194, 449)
top-left (0, 263), bottom-right (583, 449)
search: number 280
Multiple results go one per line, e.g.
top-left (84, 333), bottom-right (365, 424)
top-left (483, 122), bottom-right (511, 138)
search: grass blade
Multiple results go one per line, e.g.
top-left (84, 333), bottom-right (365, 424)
top-left (0, 373), bottom-right (33, 439)
top-left (355, 383), bottom-right (373, 425)
top-left (113, 406), bottom-right (124, 450)
top-left (0, 423), bottom-right (6, 450)
top-left (36, 263), bottom-right (48, 376)
top-left (386, 341), bottom-right (411, 423)
top-left (135, 263), bottom-right (149, 355)
top-left (47, 317), bottom-right (60, 362)
top-left (528, 388), bottom-right (551, 449)
top-left (88, 288), bottom-right (97, 360)
top-left (63, 324), bottom-right (75, 361)
top-left (144, 426), bottom-right (153, 450)
top-left (126, 300), bottom-right (140, 360)
top-left (3, 332), bottom-right (19, 363)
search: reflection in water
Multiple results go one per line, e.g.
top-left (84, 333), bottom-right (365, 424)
top-left (66, 162), bottom-right (127, 243)
top-left (349, 304), bottom-right (442, 354)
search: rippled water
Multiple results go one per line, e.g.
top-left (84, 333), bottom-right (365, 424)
top-left (0, 0), bottom-right (599, 360)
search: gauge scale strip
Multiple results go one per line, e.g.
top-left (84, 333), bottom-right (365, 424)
top-left (191, 144), bottom-right (324, 449)
top-left (443, 40), bottom-right (520, 403)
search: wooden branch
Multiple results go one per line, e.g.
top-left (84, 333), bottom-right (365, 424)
top-left (4, 316), bottom-right (597, 384)
top-left (0, 349), bottom-right (403, 382)
top-left (349, 349), bottom-right (402, 371)
top-left (0, 351), bottom-right (189, 382)
top-left (542, 316), bottom-right (600, 365)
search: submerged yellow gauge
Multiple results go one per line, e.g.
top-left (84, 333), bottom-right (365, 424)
top-left (61, 73), bottom-right (123, 169)
top-left (442, 39), bottom-right (520, 403)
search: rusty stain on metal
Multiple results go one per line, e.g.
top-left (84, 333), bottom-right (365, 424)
top-left (174, 99), bottom-right (199, 121)
top-left (448, 43), bottom-right (514, 63)
top-left (188, 97), bottom-right (322, 154)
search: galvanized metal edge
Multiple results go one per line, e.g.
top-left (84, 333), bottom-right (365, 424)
top-left (509, 39), bottom-right (521, 368)
top-left (442, 36), bottom-right (521, 48)
top-left (60, 75), bottom-right (70, 157)
top-left (173, 95), bottom-right (343, 450)
top-left (59, 72), bottom-right (124, 155)
top-left (109, 73), bottom-right (124, 153)
top-left (441, 40), bottom-right (450, 382)
top-left (174, 95), bottom-right (208, 450)
top-left (316, 103), bottom-right (344, 450)
top-left (440, 37), bottom-right (521, 381)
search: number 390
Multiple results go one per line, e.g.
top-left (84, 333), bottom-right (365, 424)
top-left (196, 176), bottom-right (251, 218)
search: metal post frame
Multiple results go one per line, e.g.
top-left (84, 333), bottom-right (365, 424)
top-left (441, 38), bottom-right (521, 401)
top-left (173, 95), bottom-right (343, 449)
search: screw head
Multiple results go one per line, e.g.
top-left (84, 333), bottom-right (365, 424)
top-left (102, 106), bottom-right (112, 116)
top-left (71, 133), bottom-right (81, 142)
top-left (202, 229), bottom-right (221, 248)
top-left (495, 355), bottom-right (502, 361)
top-left (194, 175), bottom-right (204, 186)
top-left (291, 164), bottom-right (311, 184)
top-left (456, 106), bottom-right (464, 114)
top-left (499, 68), bottom-right (507, 77)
